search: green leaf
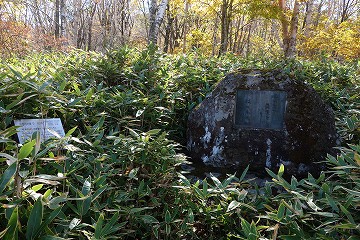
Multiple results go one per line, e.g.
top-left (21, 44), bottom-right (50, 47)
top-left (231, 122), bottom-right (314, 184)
top-left (178, 173), bottom-right (191, 187)
top-left (335, 186), bottom-right (360, 197)
top-left (210, 173), bottom-right (223, 189)
top-left (6, 94), bottom-right (37, 110)
top-left (92, 115), bottom-right (105, 131)
top-left (227, 200), bottom-right (241, 212)
top-left (31, 184), bottom-right (43, 192)
top-left (222, 174), bottom-right (236, 188)
top-left (0, 153), bottom-right (17, 165)
top-left (129, 207), bottom-right (153, 214)
top-left (59, 80), bottom-right (67, 92)
top-left (194, 185), bottom-right (205, 199)
top-left (146, 129), bottom-right (161, 136)
top-left (165, 210), bottom-right (171, 224)
top-left (188, 209), bottom-right (194, 223)
top-left (0, 162), bottom-right (17, 194)
top-left (80, 196), bottom-right (92, 217)
top-left (85, 88), bottom-right (94, 101)
top-left (49, 195), bottom-right (67, 210)
top-left (3, 207), bottom-right (19, 240)
top-left (94, 213), bottom-right (105, 239)
top-left (72, 82), bottom-right (81, 95)
top-left (165, 224), bottom-right (171, 235)
top-left (278, 164), bottom-right (284, 177)
top-left (18, 140), bottom-right (36, 160)
top-left (266, 168), bottom-right (278, 180)
top-left (101, 212), bottom-right (126, 237)
top-left (241, 218), bottom-right (251, 236)
top-left (346, 117), bottom-right (355, 131)
top-left (321, 182), bottom-right (330, 194)
top-left (339, 204), bottom-right (355, 224)
top-left (39, 81), bottom-right (50, 91)
top-left (332, 223), bottom-right (357, 230)
top-left (239, 165), bottom-right (249, 182)
top-left (325, 194), bottom-right (339, 212)
top-left (8, 66), bottom-right (23, 79)
top-left (40, 236), bottom-right (68, 240)
top-left (35, 207), bottom-right (62, 238)
top-left (91, 186), bottom-right (107, 202)
top-left (65, 126), bottom-right (77, 137)
top-left (43, 189), bottom-right (52, 199)
top-left (249, 221), bottom-right (258, 239)
top-left (202, 179), bottom-right (208, 196)
top-left (140, 215), bottom-right (159, 224)
top-left (0, 106), bottom-right (10, 113)
top-left (311, 212), bottom-right (339, 217)
top-left (277, 203), bottom-right (286, 220)
top-left (26, 197), bottom-right (43, 240)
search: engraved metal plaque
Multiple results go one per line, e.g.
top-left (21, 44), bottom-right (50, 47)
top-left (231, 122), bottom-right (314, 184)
top-left (235, 90), bottom-right (287, 129)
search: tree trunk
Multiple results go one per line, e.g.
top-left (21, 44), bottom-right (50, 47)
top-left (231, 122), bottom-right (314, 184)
top-left (232, 16), bottom-right (243, 53)
top-left (163, 3), bottom-right (172, 52)
top-left (182, 0), bottom-right (189, 53)
top-left (340, 0), bottom-right (355, 23)
top-left (302, 0), bottom-right (314, 37)
top-left (272, 20), bottom-right (283, 50)
top-left (87, 3), bottom-right (97, 51)
top-left (219, 0), bottom-right (234, 55)
top-left (148, 0), bottom-right (168, 45)
top-left (212, 16), bottom-right (219, 56)
top-left (60, 0), bottom-right (65, 38)
top-left (314, 0), bottom-right (324, 27)
top-left (286, 0), bottom-right (300, 58)
top-left (228, 20), bottom-right (233, 52)
top-left (278, 0), bottom-right (300, 58)
top-left (245, 24), bottom-right (252, 57)
top-left (173, 16), bottom-right (181, 49)
top-left (54, 0), bottom-right (60, 38)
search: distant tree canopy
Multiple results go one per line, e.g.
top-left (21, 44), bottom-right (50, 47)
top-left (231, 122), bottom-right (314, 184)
top-left (0, 0), bottom-right (359, 59)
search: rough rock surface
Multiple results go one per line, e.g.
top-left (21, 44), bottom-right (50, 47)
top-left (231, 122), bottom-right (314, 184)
top-left (187, 69), bottom-right (339, 178)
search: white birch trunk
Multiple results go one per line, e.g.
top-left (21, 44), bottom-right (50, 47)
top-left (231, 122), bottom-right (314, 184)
top-left (148, 0), bottom-right (168, 45)
top-left (303, 0), bottom-right (314, 37)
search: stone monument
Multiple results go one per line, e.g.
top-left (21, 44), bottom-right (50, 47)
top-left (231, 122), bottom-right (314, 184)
top-left (187, 69), bottom-right (339, 178)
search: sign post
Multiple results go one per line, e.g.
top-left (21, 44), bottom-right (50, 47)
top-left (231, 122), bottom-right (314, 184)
top-left (14, 118), bottom-right (65, 144)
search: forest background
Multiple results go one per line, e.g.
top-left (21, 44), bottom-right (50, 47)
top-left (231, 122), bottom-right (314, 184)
top-left (1, 0), bottom-right (360, 60)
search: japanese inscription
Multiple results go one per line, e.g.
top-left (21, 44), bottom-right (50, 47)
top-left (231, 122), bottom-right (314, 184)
top-left (14, 118), bottom-right (65, 144)
top-left (235, 90), bottom-right (287, 129)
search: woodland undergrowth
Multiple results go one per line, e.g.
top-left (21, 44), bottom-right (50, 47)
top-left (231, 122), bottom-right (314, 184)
top-left (0, 47), bottom-right (359, 239)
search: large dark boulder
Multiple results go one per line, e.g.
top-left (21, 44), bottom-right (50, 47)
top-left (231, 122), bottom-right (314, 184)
top-left (187, 69), bottom-right (339, 178)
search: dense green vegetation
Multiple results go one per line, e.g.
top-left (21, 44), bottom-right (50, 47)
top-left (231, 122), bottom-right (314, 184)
top-left (0, 47), bottom-right (359, 239)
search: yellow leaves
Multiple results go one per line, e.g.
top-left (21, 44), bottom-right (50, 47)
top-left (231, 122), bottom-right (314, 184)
top-left (299, 20), bottom-right (360, 60)
top-left (186, 29), bottom-right (213, 53)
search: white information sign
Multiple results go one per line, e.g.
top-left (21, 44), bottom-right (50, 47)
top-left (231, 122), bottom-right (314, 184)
top-left (14, 118), bottom-right (65, 144)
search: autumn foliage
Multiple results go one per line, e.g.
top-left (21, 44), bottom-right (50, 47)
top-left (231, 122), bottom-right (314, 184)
top-left (0, 20), bottom-right (69, 58)
top-left (0, 20), bottom-right (29, 58)
top-left (299, 20), bottom-right (360, 60)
